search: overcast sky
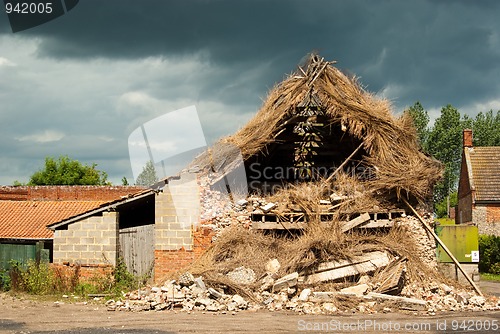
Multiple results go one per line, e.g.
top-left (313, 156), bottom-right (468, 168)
top-left (1, 0), bottom-right (500, 185)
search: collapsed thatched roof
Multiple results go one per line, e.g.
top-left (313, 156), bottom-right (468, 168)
top-left (197, 54), bottom-right (442, 201)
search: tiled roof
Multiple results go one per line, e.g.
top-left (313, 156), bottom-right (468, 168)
top-left (0, 201), bottom-right (106, 239)
top-left (0, 186), bottom-right (146, 201)
top-left (467, 147), bottom-right (500, 202)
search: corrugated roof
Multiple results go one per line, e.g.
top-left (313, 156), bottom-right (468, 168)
top-left (467, 147), bottom-right (500, 202)
top-left (0, 201), bottom-right (106, 239)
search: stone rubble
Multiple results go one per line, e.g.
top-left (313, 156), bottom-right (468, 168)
top-left (105, 273), bottom-right (500, 315)
top-left (134, 176), bottom-right (499, 315)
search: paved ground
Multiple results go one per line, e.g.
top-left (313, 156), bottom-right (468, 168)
top-left (480, 280), bottom-right (500, 297)
top-left (1, 297), bottom-right (499, 334)
top-left (0, 281), bottom-right (498, 334)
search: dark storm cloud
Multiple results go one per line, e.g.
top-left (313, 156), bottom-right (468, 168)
top-left (10, 0), bottom-right (498, 110)
top-left (2, 0), bottom-right (500, 184)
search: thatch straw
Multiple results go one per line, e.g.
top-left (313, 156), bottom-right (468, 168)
top-left (188, 220), bottom-right (441, 292)
top-left (194, 53), bottom-right (442, 202)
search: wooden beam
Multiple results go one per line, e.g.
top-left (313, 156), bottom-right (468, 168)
top-left (402, 197), bottom-right (483, 297)
top-left (301, 251), bottom-right (390, 284)
top-left (366, 292), bottom-right (427, 311)
top-left (325, 142), bottom-right (364, 182)
top-left (251, 222), bottom-right (307, 230)
top-left (341, 212), bottom-right (371, 232)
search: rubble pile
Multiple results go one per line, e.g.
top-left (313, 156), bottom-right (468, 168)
top-left (176, 176), bottom-right (496, 315)
top-left (107, 267), bottom-right (499, 314)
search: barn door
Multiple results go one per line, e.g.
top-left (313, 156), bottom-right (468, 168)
top-left (119, 224), bottom-right (154, 277)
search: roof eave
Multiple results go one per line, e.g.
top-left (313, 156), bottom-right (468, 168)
top-left (47, 189), bottom-right (156, 230)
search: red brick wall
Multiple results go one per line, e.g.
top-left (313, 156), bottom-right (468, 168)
top-left (0, 186), bottom-right (145, 201)
top-left (487, 204), bottom-right (500, 223)
top-left (154, 224), bottom-right (215, 283)
top-left (50, 263), bottom-right (114, 286)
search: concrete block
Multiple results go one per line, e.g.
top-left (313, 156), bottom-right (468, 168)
top-left (73, 244), bottom-right (89, 252)
top-left (168, 237), bottom-right (183, 246)
top-left (88, 216), bottom-right (103, 223)
top-left (73, 230), bottom-right (89, 238)
top-left (183, 237), bottom-right (193, 245)
top-left (161, 216), bottom-right (177, 223)
top-left (88, 230), bottom-right (101, 238)
top-left (102, 252), bottom-right (117, 265)
top-left (66, 251), bottom-right (81, 259)
top-left (82, 223), bottom-right (97, 230)
top-left (340, 283), bottom-right (370, 296)
top-left (168, 223), bottom-right (183, 230)
top-left (54, 253), bottom-right (67, 262)
top-left (272, 272), bottom-right (299, 292)
top-left (65, 237), bottom-right (80, 245)
top-left (163, 230), bottom-right (177, 238)
top-left (72, 222), bottom-right (83, 230)
top-left (157, 208), bottom-right (178, 216)
top-left (101, 230), bottom-right (117, 238)
top-left (95, 237), bottom-right (111, 245)
top-left (59, 230), bottom-right (73, 238)
top-left (176, 230), bottom-right (191, 238)
top-left (59, 244), bottom-right (74, 252)
top-left (102, 245), bottom-right (117, 252)
top-left (176, 216), bottom-right (192, 225)
top-left (79, 251), bottom-right (94, 260)
top-left (81, 237), bottom-right (95, 245)
top-left (87, 244), bottom-right (103, 252)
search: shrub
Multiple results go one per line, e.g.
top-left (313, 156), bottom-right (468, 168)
top-left (0, 269), bottom-right (11, 291)
top-left (4, 258), bottom-right (147, 296)
top-left (478, 235), bottom-right (500, 274)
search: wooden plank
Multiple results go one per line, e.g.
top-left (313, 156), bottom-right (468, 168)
top-left (402, 198), bottom-right (483, 297)
top-left (301, 251), bottom-right (390, 284)
top-left (375, 258), bottom-right (407, 295)
top-left (251, 222), bottom-right (307, 230)
top-left (366, 292), bottom-right (427, 311)
top-left (341, 212), bottom-right (371, 232)
top-left (359, 220), bottom-right (394, 228)
top-left (308, 251), bottom-right (389, 273)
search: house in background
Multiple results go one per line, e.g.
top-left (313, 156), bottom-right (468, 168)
top-left (0, 186), bottom-right (145, 270)
top-left (457, 129), bottom-right (500, 236)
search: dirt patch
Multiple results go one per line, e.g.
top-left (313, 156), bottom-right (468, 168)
top-left (1, 293), bottom-right (500, 334)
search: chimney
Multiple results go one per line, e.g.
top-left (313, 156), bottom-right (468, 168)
top-left (463, 129), bottom-right (473, 148)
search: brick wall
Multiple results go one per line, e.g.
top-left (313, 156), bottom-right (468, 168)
top-left (51, 263), bottom-right (113, 282)
top-left (154, 173), bottom-right (200, 252)
top-left (153, 172), bottom-right (215, 282)
top-left (0, 186), bottom-right (145, 201)
top-left (53, 211), bottom-right (119, 266)
top-left (487, 204), bottom-right (500, 223)
top-left (154, 225), bottom-right (215, 282)
top-left (474, 205), bottom-right (500, 236)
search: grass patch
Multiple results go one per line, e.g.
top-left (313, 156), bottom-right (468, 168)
top-left (480, 273), bottom-right (500, 282)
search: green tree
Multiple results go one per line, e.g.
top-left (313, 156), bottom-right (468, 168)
top-left (406, 101), bottom-right (430, 149)
top-left (135, 160), bottom-right (158, 186)
top-left (28, 156), bottom-right (109, 185)
top-left (426, 105), bottom-right (467, 211)
top-left (473, 110), bottom-right (500, 146)
top-left (121, 177), bottom-right (129, 186)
